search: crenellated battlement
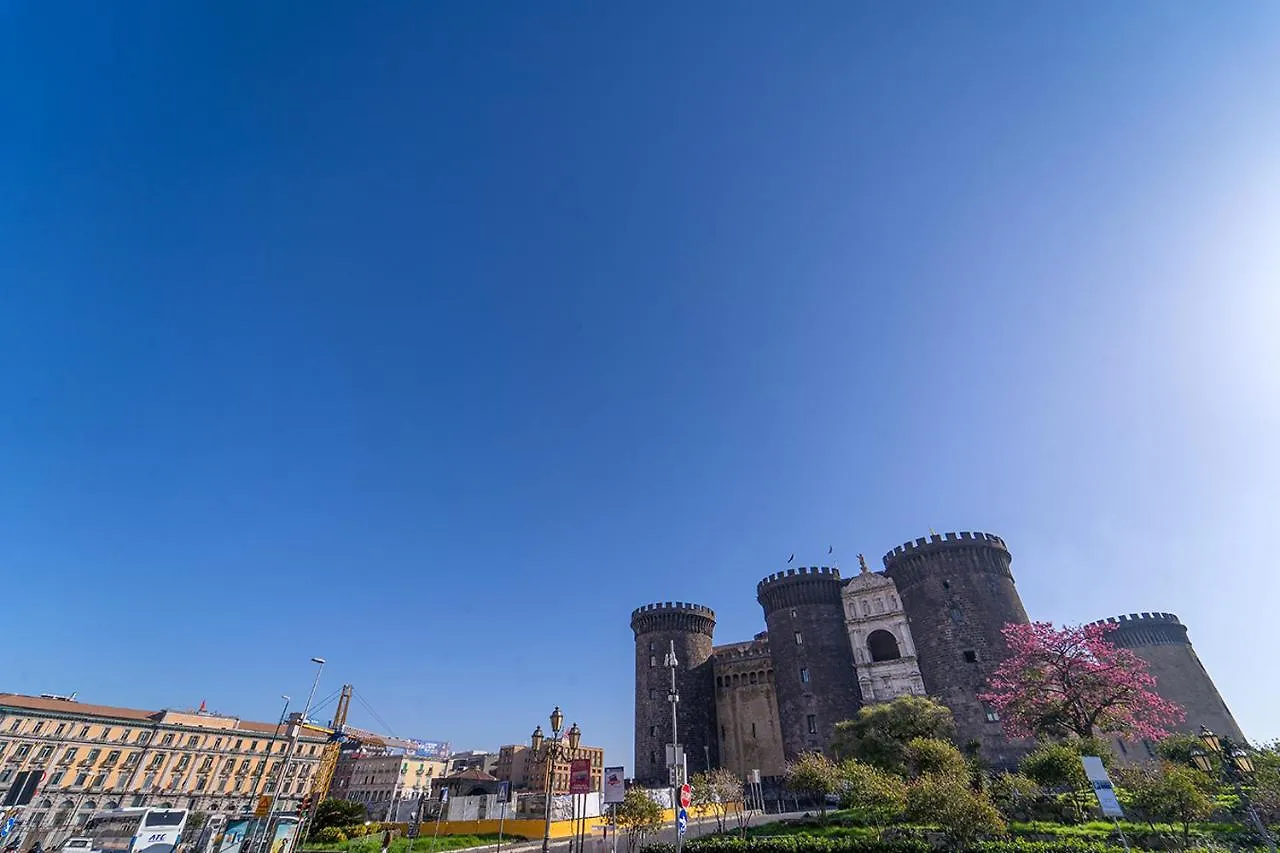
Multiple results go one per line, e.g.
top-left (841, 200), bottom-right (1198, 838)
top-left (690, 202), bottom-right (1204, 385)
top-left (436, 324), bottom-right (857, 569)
top-left (882, 531), bottom-right (1008, 568)
top-left (1087, 612), bottom-right (1188, 648)
top-left (712, 641), bottom-right (771, 663)
top-left (1088, 611), bottom-right (1182, 627)
top-left (756, 565), bottom-right (841, 594)
top-left (756, 566), bottom-right (844, 618)
top-left (631, 601), bottom-right (716, 619)
top-left (630, 600), bottom-right (717, 638)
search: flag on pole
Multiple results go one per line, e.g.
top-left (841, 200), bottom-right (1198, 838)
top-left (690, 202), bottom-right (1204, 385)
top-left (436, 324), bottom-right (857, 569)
top-left (828, 546), bottom-right (833, 555)
top-left (786, 554), bottom-right (794, 564)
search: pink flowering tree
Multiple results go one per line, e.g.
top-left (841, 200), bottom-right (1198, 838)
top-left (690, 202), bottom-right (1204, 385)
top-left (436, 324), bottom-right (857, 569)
top-left (979, 621), bottom-right (1183, 741)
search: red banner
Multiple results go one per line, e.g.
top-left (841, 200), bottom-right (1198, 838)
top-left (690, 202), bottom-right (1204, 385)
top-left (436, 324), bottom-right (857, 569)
top-left (569, 758), bottom-right (592, 794)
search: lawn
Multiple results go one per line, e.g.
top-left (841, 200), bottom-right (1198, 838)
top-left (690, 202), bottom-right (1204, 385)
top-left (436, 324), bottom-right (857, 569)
top-left (304, 834), bottom-right (515, 853)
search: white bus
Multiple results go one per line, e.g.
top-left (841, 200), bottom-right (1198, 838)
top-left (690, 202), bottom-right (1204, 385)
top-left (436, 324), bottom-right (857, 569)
top-left (84, 808), bottom-right (188, 853)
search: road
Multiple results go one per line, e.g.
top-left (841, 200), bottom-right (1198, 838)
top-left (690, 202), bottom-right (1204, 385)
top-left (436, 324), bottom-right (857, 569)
top-left (478, 810), bottom-right (810, 853)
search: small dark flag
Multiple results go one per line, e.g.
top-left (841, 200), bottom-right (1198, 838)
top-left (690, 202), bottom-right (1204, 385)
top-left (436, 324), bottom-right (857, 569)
top-left (787, 554), bottom-right (794, 564)
top-left (828, 546), bottom-right (833, 555)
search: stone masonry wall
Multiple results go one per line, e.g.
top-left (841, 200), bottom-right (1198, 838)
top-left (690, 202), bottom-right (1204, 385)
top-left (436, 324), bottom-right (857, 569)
top-left (631, 602), bottom-right (718, 785)
top-left (757, 568), bottom-right (862, 760)
top-left (883, 532), bottom-right (1030, 768)
top-left (1091, 612), bottom-right (1245, 742)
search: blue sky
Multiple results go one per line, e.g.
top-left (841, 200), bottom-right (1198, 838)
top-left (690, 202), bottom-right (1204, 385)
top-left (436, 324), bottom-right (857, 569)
top-left (2, 2), bottom-right (1278, 766)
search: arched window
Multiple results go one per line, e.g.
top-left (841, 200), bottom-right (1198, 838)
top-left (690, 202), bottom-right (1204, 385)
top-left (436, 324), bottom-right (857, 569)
top-left (867, 630), bottom-right (901, 662)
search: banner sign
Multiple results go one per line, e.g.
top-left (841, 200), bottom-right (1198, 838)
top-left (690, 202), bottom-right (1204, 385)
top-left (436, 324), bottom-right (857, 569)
top-left (404, 740), bottom-right (452, 760)
top-left (1081, 756), bottom-right (1124, 818)
top-left (569, 758), bottom-right (592, 794)
top-left (603, 767), bottom-right (626, 803)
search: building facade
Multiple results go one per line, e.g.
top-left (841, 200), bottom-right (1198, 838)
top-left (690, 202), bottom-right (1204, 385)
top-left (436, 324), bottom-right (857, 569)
top-left (0, 693), bottom-right (326, 844)
top-left (712, 636), bottom-right (785, 781)
top-left (633, 529), bottom-right (1246, 776)
top-left (447, 751), bottom-right (498, 776)
top-left (329, 751), bottom-right (448, 820)
top-left (494, 743), bottom-right (604, 793)
top-left (842, 558), bottom-right (924, 703)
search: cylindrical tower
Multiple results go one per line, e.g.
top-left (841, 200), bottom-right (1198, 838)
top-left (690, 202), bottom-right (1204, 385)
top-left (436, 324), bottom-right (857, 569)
top-left (1088, 612), bottom-right (1244, 742)
top-left (756, 566), bottom-right (861, 760)
top-left (631, 602), bottom-right (718, 785)
top-left (883, 531), bottom-right (1030, 767)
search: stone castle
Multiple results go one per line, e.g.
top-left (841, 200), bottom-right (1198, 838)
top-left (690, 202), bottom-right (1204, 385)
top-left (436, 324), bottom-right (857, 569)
top-left (631, 530), bottom-right (1245, 784)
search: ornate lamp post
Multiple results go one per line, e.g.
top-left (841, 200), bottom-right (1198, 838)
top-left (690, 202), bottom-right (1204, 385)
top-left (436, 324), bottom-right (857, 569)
top-left (1189, 727), bottom-right (1276, 853)
top-left (531, 707), bottom-right (582, 853)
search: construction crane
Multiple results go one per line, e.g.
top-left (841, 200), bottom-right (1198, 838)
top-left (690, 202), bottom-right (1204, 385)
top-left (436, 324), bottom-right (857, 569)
top-left (296, 684), bottom-right (353, 809)
top-left (296, 685), bottom-right (422, 812)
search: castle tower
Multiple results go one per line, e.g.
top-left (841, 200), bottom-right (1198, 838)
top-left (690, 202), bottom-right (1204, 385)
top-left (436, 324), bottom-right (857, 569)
top-left (756, 566), bottom-right (862, 759)
top-left (1088, 612), bottom-right (1245, 743)
top-left (883, 532), bottom-right (1029, 766)
top-left (631, 602), bottom-right (718, 784)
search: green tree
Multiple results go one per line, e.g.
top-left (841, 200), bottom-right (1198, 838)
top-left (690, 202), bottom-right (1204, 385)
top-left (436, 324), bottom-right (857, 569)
top-left (831, 696), bottom-right (955, 775)
top-left (905, 773), bottom-right (1005, 850)
top-left (987, 772), bottom-right (1046, 822)
top-left (1019, 742), bottom-right (1092, 822)
top-left (690, 768), bottom-right (742, 835)
top-left (313, 798), bottom-right (368, 832)
top-left (1122, 762), bottom-right (1215, 847)
top-left (905, 737), bottom-right (969, 780)
top-left (1251, 741), bottom-right (1280, 825)
top-left (616, 788), bottom-right (664, 853)
top-left (786, 752), bottom-right (841, 818)
top-left (836, 759), bottom-right (907, 832)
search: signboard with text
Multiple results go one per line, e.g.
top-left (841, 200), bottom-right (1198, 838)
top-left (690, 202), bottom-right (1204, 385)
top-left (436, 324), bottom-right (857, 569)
top-left (1081, 756), bottom-right (1124, 818)
top-left (569, 758), bottom-right (592, 794)
top-left (603, 767), bottom-right (626, 804)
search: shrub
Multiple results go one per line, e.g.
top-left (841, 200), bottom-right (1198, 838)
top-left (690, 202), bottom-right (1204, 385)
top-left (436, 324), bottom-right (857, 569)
top-left (311, 827), bottom-right (348, 844)
top-left (905, 773), bottom-right (1005, 849)
top-left (836, 759), bottom-right (908, 829)
top-left (904, 738), bottom-right (968, 780)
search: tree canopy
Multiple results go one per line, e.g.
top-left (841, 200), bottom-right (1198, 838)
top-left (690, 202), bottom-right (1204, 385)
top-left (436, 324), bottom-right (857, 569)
top-left (831, 695), bottom-right (956, 774)
top-left (979, 621), bottom-right (1183, 741)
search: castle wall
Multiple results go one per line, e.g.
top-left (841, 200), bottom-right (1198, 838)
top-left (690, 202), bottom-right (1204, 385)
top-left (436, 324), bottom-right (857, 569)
top-left (883, 532), bottom-right (1030, 767)
top-left (1090, 612), bottom-right (1245, 743)
top-left (630, 602), bottom-right (718, 785)
top-left (756, 567), bottom-right (862, 759)
top-left (713, 637), bottom-right (786, 781)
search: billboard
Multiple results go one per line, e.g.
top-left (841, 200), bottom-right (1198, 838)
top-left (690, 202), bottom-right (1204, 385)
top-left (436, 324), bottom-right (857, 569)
top-left (603, 767), bottom-right (625, 804)
top-left (569, 758), bottom-right (592, 794)
top-left (400, 739), bottom-right (451, 760)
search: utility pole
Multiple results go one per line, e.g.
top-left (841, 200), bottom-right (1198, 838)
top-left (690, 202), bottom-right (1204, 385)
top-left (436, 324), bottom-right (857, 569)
top-left (666, 640), bottom-right (682, 853)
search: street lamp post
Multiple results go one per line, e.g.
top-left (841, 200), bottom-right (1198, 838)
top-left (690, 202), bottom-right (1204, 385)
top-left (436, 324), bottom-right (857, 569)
top-left (1189, 727), bottom-right (1276, 853)
top-left (531, 707), bottom-right (582, 853)
top-left (261, 657), bottom-right (326, 853)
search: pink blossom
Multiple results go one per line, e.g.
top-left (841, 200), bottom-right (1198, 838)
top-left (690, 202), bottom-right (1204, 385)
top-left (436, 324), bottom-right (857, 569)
top-left (978, 621), bottom-right (1184, 741)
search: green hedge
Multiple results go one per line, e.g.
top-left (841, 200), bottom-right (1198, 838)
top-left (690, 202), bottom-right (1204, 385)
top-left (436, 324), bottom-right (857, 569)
top-left (639, 836), bottom-right (1226, 853)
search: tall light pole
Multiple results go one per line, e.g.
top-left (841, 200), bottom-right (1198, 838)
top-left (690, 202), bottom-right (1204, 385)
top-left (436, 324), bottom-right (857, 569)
top-left (666, 641), bottom-right (682, 853)
top-left (531, 707), bottom-right (581, 853)
top-left (247, 697), bottom-right (291, 853)
top-left (261, 657), bottom-right (325, 853)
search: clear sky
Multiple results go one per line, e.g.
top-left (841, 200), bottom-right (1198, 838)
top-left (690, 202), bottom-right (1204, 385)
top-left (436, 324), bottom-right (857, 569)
top-left (2, 2), bottom-right (1278, 767)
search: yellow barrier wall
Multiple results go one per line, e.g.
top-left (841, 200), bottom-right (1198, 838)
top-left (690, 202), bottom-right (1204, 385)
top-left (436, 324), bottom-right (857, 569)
top-left (421, 802), bottom-right (735, 839)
